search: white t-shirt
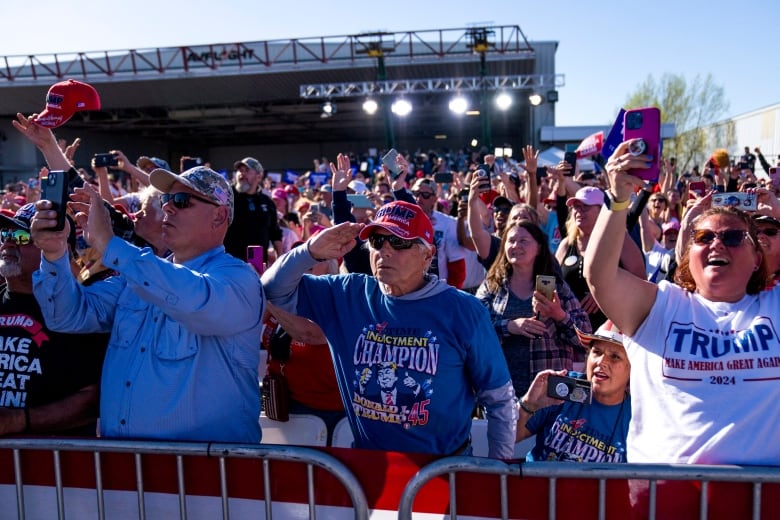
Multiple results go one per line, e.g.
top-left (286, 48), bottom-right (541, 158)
top-left (627, 281), bottom-right (780, 465)
top-left (430, 211), bottom-right (465, 284)
top-left (644, 241), bottom-right (673, 282)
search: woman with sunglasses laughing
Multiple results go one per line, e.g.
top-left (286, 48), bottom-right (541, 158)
top-left (585, 138), bottom-right (780, 469)
top-left (262, 200), bottom-right (517, 459)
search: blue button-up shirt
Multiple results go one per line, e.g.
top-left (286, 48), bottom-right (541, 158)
top-left (33, 238), bottom-right (263, 442)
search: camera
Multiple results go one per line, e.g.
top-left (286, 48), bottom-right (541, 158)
top-left (93, 153), bottom-right (119, 168)
top-left (546, 374), bottom-right (592, 404)
top-left (459, 188), bottom-right (469, 202)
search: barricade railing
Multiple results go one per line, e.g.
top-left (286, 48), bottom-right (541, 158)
top-left (0, 438), bottom-right (369, 520)
top-left (398, 456), bottom-right (780, 520)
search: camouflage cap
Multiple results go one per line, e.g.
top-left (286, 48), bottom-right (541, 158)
top-left (149, 166), bottom-right (234, 223)
top-left (233, 157), bottom-right (263, 173)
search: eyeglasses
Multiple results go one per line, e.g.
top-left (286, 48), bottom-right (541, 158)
top-left (0, 229), bottom-right (32, 246)
top-left (493, 207), bottom-right (511, 215)
top-left (691, 229), bottom-right (753, 248)
top-left (412, 191), bottom-right (435, 200)
top-left (160, 192), bottom-right (218, 209)
top-left (758, 228), bottom-right (779, 237)
top-left (367, 234), bottom-right (419, 250)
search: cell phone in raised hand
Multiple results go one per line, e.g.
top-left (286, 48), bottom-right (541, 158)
top-left (41, 170), bottom-right (69, 231)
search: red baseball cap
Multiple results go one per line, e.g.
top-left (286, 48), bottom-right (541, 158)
top-left (33, 79), bottom-right (101, 129)
top-left (358, 200), bottom-right (434, 245)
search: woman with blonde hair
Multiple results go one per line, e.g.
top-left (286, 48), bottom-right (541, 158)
top-left (477, 220), bottom-right (590, 396)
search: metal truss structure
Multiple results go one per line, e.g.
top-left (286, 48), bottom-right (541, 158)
top-left (299, 74), bottom-right (565, 99)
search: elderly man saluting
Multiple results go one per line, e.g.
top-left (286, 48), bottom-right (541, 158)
top-left (30, 165), bottom-right (263, 443)
top-left (262, 200), bottom-right (517, 458)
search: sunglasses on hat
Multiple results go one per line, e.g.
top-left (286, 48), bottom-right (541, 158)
top-left (367, 233), bottom-right (419, 250)
top-left (160, 192), bottom-right (217, 209)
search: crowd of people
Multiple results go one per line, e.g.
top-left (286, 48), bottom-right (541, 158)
top-left (1, 105), bottom-right (780, 469)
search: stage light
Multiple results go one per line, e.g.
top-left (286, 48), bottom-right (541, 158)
top-left (448, 96), bottom-right (468, 114)
top-left (362, 99), bottom-right (378, 115)
top-left (321, 101), bottom-right (336, 118)
top-left (391, 99), bottom-right (412, 117)
top-left (495, 93), bottom-right (512, 111)
top-left (528, 93), bottom-right (543, 106)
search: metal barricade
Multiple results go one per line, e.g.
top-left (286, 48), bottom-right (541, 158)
top-left (0, 438), bottom-right (369, 520)
top-left (397, 456), bottom-right (780, 520)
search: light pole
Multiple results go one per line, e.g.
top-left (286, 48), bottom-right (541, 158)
top-left (528, 93), bottom-right (543, 149)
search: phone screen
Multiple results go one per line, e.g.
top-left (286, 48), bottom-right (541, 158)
top-left (382, 149), bottom-right (402, 178)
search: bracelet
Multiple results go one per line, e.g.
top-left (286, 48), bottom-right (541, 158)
top-left (519, 399), bottom-right (537, 415)
top-left (24, 407), bottom-right (31, 433)
top-left (609, 197), bottom-right (631, 211)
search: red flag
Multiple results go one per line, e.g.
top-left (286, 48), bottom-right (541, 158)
top-left (575, 131), bottom-right (604, 159)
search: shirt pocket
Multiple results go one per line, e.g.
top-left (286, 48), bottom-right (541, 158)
top-left (154, 322), bottom-right (199, 361)
top-left (110, 290), bottom-right (150, 349)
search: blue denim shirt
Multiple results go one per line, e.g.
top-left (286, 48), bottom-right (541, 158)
top-left (33, 237), bottom-right (263, 442)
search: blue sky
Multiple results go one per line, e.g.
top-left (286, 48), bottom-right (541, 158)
top-left (2, 0), bottom-right (778, 127)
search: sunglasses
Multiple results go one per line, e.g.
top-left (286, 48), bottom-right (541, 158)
top-left (0, 228), bottom-right (32, 246)
top-left (691, 229), bottom-right (752, 248)
top-left (367, 234), bottom-right (419, 250)
top-left (758, 228), bottom-right (780, 237)
top-left (493, 207), bottom-right (511, 215)
top-left (412, 191), bottom-right (435, 200)
top-left (160, 192), bottom-right (218, 209)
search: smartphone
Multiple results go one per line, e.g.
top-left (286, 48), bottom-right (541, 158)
top-left (547, 374), bottom-right (592, 404)
top-left (310, 204), bottom-right (320, 215)
top-left (712, 192), bottom-right (758, 211)
top-left (459, 188), bottom-right (470, 203)
top-left (535, 166), bottom-right (548, 183)
top-left (623, 106), bottom-right (661, 182)
top-left (535, 275), bottom-right (556, 301)
top-left (688, 181), bottom-right (706, 199)
top-left (434, 172), bottom-right (454, 184)
top-left (769, 167), bottom-right (780, 189)
top-left (563, 151), bottom-right (577, 177)
top-left (93, 153), bottom-right (118, 168)
top-left (41, 170), bottom-right (69, 231)
top-left (182, 157), bottom-right (203, 170)
top-left (382, 149), bottom-right (403, 179)
top-left (347, 194), bottom-right (373, 209)
top-left (246, 245), bottom-right (265, 275)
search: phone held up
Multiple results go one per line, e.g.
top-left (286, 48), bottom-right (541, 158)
top-left (93, 152), bottom-right (119, 168)
top-left (382, 149), bottom-right (403, 179)
top-left (547, 374), bottom-right (592, 404)
top-left (182, 157), bottom-right (203, 171)
top-left (246, 245), bottom-right (265, 275)
top-left (623, 106), bottom-right (661, 183)
top-left (535, 275), bottom-right (556, 301)
top-left (41, 170), bottom-right (69, 231)
top-left (563, 151), bottom-right (577, 177)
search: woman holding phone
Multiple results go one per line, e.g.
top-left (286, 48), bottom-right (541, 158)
top-left (476, 220), bottom-right (591, 397)
top-left (586, 138), bottom-right (780, 466)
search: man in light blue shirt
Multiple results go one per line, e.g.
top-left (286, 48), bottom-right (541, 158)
top-left (29, 160), bottom-right (263, 442)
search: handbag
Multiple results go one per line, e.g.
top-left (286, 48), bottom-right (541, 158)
top-left (262, 372), bottom-right (290, 422)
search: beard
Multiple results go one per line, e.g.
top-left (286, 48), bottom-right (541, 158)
top-left (235, 181), bottom-right (251, 194)
top-left (0, 259), bottom-right (22, 279)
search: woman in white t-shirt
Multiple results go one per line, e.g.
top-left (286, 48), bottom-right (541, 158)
top-left (585, 139), bottom-right (780, 467)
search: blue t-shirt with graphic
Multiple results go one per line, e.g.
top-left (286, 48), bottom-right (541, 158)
top-left (295, 273), bottom-right (511, 456)
top-left (524, 397), bottom-right (631, 463)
